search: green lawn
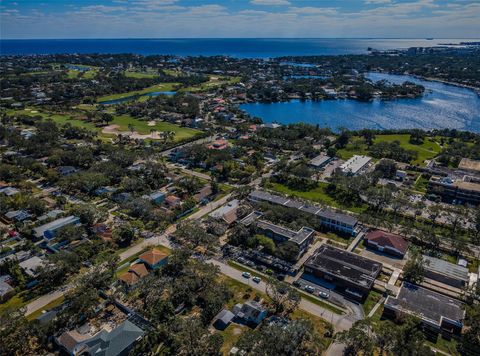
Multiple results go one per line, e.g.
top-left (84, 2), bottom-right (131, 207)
top-left (268, 182), bottom-right (367, 214)
top-left (124, 71), bottom-right (158, 79)
top-left (7, 108), bottom-right (201, 143)
top-left (111, 115), bottom-right (201, 141)
top-left (97, 83), bottom-right (180, 102)
top-left (337, 134), bottom-right (442, 166)
top-left (26, 296), bottom-right (65, 321)
top-left (219, 324), bottom-right (248, 355)
top-left (180, 75), bottom-right (241, 93)
top-left (362, 290), bottom-right (383, 315)
top-left (0, 294), bottom-right (26, 316)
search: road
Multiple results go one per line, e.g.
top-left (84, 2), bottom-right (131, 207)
top-left (160, 135), bottom-right (217, 157)
top-left (209, 259), bottom-right (356, 332)
top-left (25, 192), bottom-right (233, 317)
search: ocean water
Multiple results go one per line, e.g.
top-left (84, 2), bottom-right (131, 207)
top-left (0, 38), bottom-right (477, 57)
top-left (241, 73), bottom-right (480, 132)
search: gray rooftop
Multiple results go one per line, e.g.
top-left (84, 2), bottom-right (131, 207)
top-left (0, 280), bottom-right (14, 296)
top-left (385, 282), bottom-right (465, 326)
top-left (32, 215), bottom-right (79, 238)
top-left (83, 320), bottom-right (145, 356)
top-left (209, 199), bottom-right (239, 219)
top-left (241, 211), bottom-right (314, 245)
top-left (309, 154), bottom-right (332, 167)
top-left (423, 256), bottom-right (469, 282)
top-left (249, 190), bottom-right (358, 227)
top-left (305, 245), bottom-right (382, 288)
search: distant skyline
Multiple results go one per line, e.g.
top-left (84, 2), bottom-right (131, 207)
top-left (1, 0), bottom-right (479, 39)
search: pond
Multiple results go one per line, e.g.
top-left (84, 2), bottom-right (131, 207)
top-left (240, 73), bottom-right (480, 132)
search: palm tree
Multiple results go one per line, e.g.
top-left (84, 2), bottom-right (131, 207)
top-left (128, 123), bottom-right (135, 134)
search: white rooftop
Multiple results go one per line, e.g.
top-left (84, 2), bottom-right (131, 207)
top-left (340, 155), bottom-right (372, 175)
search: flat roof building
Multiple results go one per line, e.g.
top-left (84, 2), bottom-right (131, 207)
top-left (304, 245), bottom-right (382, 300)
top-left (32, 215), bottom-right (80, 240)
top-left (248, 190), bottom-right (358, 236)
top-left (423, 255), bottom-right (469, 288)
top-left (339, 155), bottom-right (372, 176)
top-left (428, 175), bottom-right (480, 205)
top-left (308, 154), bottom-right (333, 170)
top-left (458, 157), bottom-right (480, 174)
top-left (241, 211), bottom-right (314, 257)
top-left (384, 282), bottom-right (465, 336)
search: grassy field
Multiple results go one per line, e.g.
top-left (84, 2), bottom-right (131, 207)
top-left (26, 295), bottom-right (65, 321)
top-left (0, 294), bottom-right (26, 316)
top-left (180, 75), bottom-right (241, 93)
top-left (111, 114), bottom-right (201, 141)
top-left (362, 290), bottom-right (383, 315)
top-left (336, 134), bottom-right (442, 166)
top-left (97, 83), bottom-right (179, 102)
top-left (124, 70), bottom-right (158, 79)
top-left (8, 108), bottom-right (201, 142)
top-left (269, 182), bottom-right (368, 214)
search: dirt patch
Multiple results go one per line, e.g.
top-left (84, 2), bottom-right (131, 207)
top-left (232, 327), bottom-right (242, 336)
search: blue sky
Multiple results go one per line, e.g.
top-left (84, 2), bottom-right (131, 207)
top-left (1, 0), bottom-right (479, 39)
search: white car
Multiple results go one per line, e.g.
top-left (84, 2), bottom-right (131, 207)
top-left (319, 291), bottom-right (330, 299)
top-left (242, 272), bottom-right (251, 279)
top-left (252, 276), bottom-right (261, 283)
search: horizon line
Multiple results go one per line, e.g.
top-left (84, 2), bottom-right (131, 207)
top-left (2, 37), bottom-right (480, 41)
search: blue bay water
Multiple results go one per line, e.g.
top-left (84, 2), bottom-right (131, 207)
top-left (0, 38), bottom-right (477, 57)
top-left (240, 73), bottom-right (480, 132)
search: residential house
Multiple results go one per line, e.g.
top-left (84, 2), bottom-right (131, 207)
top-left (144, 191), bottom-right (166, 205)
top-left (209, 199), bottom-right (239, 225)
top-left (0, 186), bottom-right (19, 196)
top-left (19, 256), bottom-right (45, 277)
top-left (0, 282), bottom-right (14, 301)
top-left (208, 139), bottom-right (228, 150)
top-left (213, 309), bottom-right (235, 330)
top-left (56, 320), bottom-right (145, 356)
top-left (118, 263), bottom-right (149, 287)
top-left (364, 230), bottom-right (409, 258)
top-left (57, 166), bottom-right (78, 176)
top-left (138, 248), bottom-right (169, 270)
top-left (165, 195), bottom-right (181, 208)
top-left (193, 185), bottom-right (212, 204)
top-left (3, 210), bottom-right (31, 224)
top-left (233, 301), bottom-right (268, 326)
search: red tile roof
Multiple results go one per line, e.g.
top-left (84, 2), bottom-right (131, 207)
top-left (139, 248), bottom-right (168, 266)
top-left (129, 263), bottom-right (149, 278)
top-left (365, 230), bottom-right (409, 254)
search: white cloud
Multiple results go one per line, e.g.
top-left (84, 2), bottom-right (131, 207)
top-left (365, 0), bottom-right (392, 4)
top-left (251, 0), bottom-right (291, 6)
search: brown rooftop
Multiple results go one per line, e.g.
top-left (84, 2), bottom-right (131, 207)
top-left (365, 230), bottom-right (409, 254)
top-left (139, 248), bottom-right (168, 266)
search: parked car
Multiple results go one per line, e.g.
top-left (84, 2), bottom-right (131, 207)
top-left (252, 276), bottom-right (261, 283)
top-left (304, 285), bottom-right (315, 293)
top-left (319, 291), bottom-right (330, 299)
top-left (242, 272), bottom-right (251, 279)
